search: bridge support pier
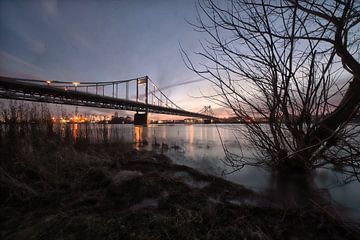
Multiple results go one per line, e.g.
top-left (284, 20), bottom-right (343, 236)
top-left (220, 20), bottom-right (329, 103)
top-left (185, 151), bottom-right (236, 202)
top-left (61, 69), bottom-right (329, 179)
top-left (134, 112), bottom-right (148, 125)
top-left (204, 119), bottom-right (213, 124)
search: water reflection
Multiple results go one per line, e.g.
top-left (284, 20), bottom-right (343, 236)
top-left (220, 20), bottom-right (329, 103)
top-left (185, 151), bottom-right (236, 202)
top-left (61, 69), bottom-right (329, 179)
top-left (134, 125), bottom-right (143, 150)
top-left (187, 124), bottom-right (194, 154)
top-left (57, 123), bottom-right (360, 221)
top-left (72, 123), bottom-right (78, 141)
top-left (267, 172), bottom-right (324, 207)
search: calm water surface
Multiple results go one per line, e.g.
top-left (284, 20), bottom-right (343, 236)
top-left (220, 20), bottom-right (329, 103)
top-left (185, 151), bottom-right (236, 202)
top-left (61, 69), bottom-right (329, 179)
top-left (74, 123), bottom-right (360, 220)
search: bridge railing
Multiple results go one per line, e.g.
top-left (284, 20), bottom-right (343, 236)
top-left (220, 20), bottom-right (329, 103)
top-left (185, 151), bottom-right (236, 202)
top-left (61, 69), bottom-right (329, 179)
top-left (13, 76), bottom-right (184, 111)
top-left (0, 75), bottom-right (218, 119)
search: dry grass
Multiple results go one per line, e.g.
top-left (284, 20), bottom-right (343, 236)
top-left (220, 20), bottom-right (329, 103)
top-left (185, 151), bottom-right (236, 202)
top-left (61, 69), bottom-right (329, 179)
top-left (0, 121), bottom-right (359, 239)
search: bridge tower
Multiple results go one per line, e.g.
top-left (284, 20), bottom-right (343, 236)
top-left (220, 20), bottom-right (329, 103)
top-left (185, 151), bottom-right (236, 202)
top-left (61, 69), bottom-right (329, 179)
top-left (199, 105), bottom-right (215, 124)
top-left (134, 76), bottom-right (149, 125)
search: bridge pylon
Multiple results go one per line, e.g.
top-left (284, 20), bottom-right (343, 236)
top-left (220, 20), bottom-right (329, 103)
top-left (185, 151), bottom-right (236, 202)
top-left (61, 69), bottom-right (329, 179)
top-left (198, 105), bottom-right (215, 124)
top-left (0, 76), bottom-right (215, 123)
top-left (134, 112), bottom-right (148, 125)
top-left (134, 76), bottom-right (149, 125)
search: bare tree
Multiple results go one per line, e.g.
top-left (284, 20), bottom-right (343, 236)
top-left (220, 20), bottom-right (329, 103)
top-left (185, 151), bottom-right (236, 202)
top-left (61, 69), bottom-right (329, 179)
top-left (183, 0), bottom-right (360, 180)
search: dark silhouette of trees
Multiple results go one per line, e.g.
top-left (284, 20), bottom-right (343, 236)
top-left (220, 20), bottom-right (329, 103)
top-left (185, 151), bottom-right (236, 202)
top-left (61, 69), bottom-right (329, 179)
top-left (183, 0), bottom-right (360, 180)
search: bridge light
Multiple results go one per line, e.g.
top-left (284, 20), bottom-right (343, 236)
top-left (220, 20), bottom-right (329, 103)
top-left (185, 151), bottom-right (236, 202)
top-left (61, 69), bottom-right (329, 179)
top-left (72, 82), bottom-right (80, 86)
top-left (46, 80), bottom-right (52, 85)
top-left (138, 79), bottom-right (146, 85)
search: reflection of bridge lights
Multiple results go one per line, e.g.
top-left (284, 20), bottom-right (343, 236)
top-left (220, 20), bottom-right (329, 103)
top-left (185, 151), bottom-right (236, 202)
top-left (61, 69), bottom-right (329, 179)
top-left (134, 126), bottom-right (143, 150)
top-left (72, 124), bottom-right (78, 141)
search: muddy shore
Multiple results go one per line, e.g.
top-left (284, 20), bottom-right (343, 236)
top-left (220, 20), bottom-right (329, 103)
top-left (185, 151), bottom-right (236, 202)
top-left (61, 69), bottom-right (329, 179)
top-left (1, 143), bottom-right (359, 240)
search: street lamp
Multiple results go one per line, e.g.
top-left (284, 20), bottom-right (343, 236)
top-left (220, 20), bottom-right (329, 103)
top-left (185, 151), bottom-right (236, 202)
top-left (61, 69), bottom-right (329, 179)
top-left (72, 82), bottom-right (80, 91)
top-left (137, 78), bottom-right (146, 85)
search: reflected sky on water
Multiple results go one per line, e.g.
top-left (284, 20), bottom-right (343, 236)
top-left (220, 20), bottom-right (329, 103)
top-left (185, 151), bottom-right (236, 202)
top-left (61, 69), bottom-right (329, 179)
top-left (69, 123), bottom-right (360, 221)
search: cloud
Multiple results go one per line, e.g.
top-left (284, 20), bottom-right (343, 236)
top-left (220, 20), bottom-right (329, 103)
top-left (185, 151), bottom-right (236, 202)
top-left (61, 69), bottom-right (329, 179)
top-left (70, 31), bottom-right (93, 50)
top-left (0, 50), bottom-right (44, 73)
top-left (32, 41), bottom-right (46, 54)
top-left (41, 0), bottom-right (58, 16)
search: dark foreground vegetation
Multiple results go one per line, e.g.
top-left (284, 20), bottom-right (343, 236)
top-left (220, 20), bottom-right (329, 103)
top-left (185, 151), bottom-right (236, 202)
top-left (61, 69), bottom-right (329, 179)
top-left (0, 119), bottom-right (359, 239)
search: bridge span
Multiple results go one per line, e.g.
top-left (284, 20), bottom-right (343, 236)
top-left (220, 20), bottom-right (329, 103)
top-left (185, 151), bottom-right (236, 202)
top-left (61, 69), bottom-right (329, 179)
top-left (0, 76), bottom-right (216, 124)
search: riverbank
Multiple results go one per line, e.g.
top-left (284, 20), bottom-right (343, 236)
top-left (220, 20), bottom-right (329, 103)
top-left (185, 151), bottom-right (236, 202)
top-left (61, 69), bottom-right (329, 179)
top-left (0, 125), bottom-right (359, 239)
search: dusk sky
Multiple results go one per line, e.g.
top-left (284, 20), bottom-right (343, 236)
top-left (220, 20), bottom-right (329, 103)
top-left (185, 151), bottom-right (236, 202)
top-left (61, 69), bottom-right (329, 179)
top-left (0, 0), bottom-right (225, 117)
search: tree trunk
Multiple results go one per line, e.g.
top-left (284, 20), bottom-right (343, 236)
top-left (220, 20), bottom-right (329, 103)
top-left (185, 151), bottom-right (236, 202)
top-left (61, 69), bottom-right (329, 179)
top-left (305, 20), bottom-right (360, 152)
top-left (306, 77), bottom-right (360, 149)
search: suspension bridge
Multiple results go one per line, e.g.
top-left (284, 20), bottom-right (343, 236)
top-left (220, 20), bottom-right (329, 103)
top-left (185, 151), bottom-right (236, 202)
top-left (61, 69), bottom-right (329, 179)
top-left (0, 76), bottom-right (217, 124)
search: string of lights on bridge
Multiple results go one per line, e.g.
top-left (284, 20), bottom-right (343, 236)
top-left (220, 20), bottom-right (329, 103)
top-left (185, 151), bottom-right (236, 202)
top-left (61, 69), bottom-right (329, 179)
top-left (0, 75), bottom-right (217, 121)
top-left (18, 76), bottom-right (183, 111)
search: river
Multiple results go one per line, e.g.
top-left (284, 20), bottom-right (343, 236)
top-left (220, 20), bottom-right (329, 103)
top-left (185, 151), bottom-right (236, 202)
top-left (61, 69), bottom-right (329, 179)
top-left (71, 123), bottom-right (360, 221)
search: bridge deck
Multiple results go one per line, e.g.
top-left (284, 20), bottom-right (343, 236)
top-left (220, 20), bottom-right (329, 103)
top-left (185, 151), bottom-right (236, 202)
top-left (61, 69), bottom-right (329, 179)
top-left (0, 76), bottom-right (214, 119)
